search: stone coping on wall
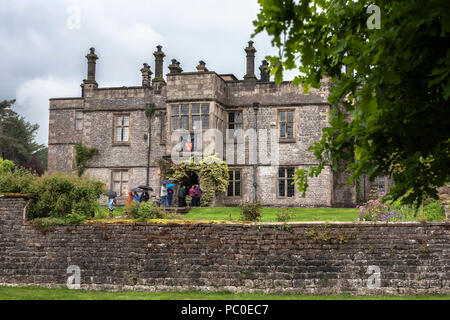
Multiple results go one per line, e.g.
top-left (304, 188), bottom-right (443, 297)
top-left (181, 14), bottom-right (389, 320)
top-left (83, 218), bottom-right (449, 228)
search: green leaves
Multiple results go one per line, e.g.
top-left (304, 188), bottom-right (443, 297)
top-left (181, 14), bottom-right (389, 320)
top-left (254, 0), bottom-right (450, 205)
top-left (74, 143), bottom-right (98, 177)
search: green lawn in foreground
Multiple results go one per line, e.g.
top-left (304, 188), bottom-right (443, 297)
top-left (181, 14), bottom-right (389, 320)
top-left (0, 286), bottom-right (448, 300)
top-left (183, 207), bottom-right (359, 222)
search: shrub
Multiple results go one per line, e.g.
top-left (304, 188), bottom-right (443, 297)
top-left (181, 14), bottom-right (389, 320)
top-left (0, 158), bottom-right (15, 174)
top-left (25, 173), bottom-right (105, 220)
top-left (422, 201), bottom-right (445, 221)
top-left (239, 201), bottom-right (262, 221)
top-left (131, 202), bottom-right (166, 221)
top-left (0, 167), bottom-right (35, 194)
top-left (31, 217), bottom-right (66, 234)
top-left (276, 208), bottom-right (293, 222)
top-left (66, 208), bottom-right (88, 225)
top-left (125, 203), bottom-right (139, 218)
top-left (357, 199), bottom-right (388, 221)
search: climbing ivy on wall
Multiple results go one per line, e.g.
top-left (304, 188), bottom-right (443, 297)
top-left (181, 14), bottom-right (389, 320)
top-left (74, 143), bottom-right (98, 177)
top-left (157, 155), bottom-right (229, 206)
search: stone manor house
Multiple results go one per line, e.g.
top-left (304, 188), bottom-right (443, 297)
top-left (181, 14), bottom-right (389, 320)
top-left (48, 42), bottom-right (389, 207)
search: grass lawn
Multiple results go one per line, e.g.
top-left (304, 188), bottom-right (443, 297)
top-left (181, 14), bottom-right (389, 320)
top-left (1, 286), bottom-right (448, 300)
top-left (183, 207), bottom-right (359, 222)
top-left (97, 205), bottom-right (360, 222)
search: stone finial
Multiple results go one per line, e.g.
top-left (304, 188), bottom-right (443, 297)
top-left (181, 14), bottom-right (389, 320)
top-left (140, 63), bottom-right (153, 87)
top-left (153, 45), bottom-right (166, 84)
top-left (168, 59), bottom-right (183, 74)
top-left (259, 60), bottom-right (270, 82)
top-left (196, 60), bottom-right (208, 72)
top-left (244, 41), bottom-right (257, 80)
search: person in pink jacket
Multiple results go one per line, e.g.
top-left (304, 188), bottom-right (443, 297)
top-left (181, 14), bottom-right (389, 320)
top-left (188, 186), bottom-right (195, 207)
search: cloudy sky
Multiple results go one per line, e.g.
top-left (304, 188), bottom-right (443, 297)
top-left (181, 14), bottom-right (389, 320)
top-left (0, 0), bottom-right (297, 145)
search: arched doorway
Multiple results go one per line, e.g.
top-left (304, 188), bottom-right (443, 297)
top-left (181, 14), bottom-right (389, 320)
top-left (182, 171), bottom-right (199, 189)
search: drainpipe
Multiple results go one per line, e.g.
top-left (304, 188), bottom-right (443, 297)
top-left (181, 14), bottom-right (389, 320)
top-left (145, 104), bottom-right (155, 186)
top-left (253, 102), bottom-right (259, 202)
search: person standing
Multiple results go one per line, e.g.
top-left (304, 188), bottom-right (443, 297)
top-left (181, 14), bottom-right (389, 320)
top-left (188, 185), bottom-right (195, 207)
top-left (108, 196), bottom-right (117, 218)
top-left (132, 192), bottom-right (140, 204)
top-left (126, 191), bottom-right (133, 206)
top-left (194, 184), bottom-right (202, 207)
top-left (178, 185), bottom-right (186, 207)
top-left (140, 191), bottom-right (150, 203)
top-left (160, 184), bottom-right (167, 207)
top-left (167, 187), bottom-right (173, 207)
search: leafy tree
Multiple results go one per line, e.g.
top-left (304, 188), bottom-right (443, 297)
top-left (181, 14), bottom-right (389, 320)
top-left (0, 99), bottom-right (46, 170)
top-left (253, 0), bottom-right (450, 204)
top-left (0, 99), bottom-right (15, 159)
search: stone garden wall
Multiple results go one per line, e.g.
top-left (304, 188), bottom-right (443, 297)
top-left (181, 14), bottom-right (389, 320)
top-left (0, 196), bottom-right (448, 295)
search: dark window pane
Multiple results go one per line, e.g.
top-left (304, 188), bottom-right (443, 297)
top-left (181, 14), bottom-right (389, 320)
top-left (280, 111), bottom-right (286, 122)
top-left (287, 179), bottom-right (295, 197)
top-left (229, 112), bottom-right (235, 123)
top-left (228, 171), bottom-right (233, 179)
top-left (181, 105), bottom-right (189, 115)
top-left (171, 117), bottom-right (179, 130)
top-left (234, 171), bottom-right (241, 180)
top-left (279, 180), bottom-right (285, 197)
top-left (181, 116), bottom-right (189, 130)
top-left (228, 123), bottom-right (235, 130)
top-left (287, 111), bottom-right (294, 122)
top-left (227, 183), bottom-right (233, 196)
top-left (235, 182), bottom-right (241, 196)
top-left (172, 105), bottom-right (179, 115)
top-left (192, 104), bottom-right (200, 114)
top-left (201, 104), bottom-right (209, 114)
top-left (279, 168), bottom-right (285, 178)
top-left (287, 168), bottom-right (295, 178)
top-left (286, 124), bottom-right (293, 138)
top-left (280, 123), bottom-right (286, 138)
top-left (202, 115), bottom-right (209, 129)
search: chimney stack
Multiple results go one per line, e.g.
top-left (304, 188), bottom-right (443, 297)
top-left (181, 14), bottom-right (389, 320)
top-left (168, 59), bottom-right (183, 74)
top-left (85, 47), bottom-right (98, 83)
top-left (196, 60), bottom-right (208, 72)
top-left (153, 45), bottom-right (166, 85)
top-left (81, 47), bottom-right (99, 96)
top-left (244, 41), bottom-right (257, 80)
top-left (259, 60), bottom-right (270, 82)
top-left (140, 63), bottom-right (153, 87)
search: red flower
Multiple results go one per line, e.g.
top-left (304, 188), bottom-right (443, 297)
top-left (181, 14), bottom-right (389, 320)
top-left (256, 212), bottom-right (261, 216)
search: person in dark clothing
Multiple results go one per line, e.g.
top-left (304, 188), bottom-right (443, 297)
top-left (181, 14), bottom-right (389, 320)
top-left (178, 185), bottom-right (186, 207)
top-left (140, 191), bottom-right (150, 203)
top-left (193, 184), bottom-right (202, 207)
top-left (167, 187), bottom-right (174, 207)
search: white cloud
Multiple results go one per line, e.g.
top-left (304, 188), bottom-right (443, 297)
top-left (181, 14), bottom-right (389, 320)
top-left (15, 76), bottom-right (80, 145)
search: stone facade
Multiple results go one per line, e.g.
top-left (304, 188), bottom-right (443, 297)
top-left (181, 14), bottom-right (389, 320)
top-left (48, 43), bottom-right (380, 207)
top-left (1, 197), bottom-right (449, 295)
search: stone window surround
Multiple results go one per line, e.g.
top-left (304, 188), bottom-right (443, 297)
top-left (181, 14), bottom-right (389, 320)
top-left (227, 168), bottom-right (243, 198)
top-left (277, 108), bottom-right (296, 143)
top-left (226, 108), bottom-right (245, 144)
top-left (111, 169), bottom-right (129, 197)
top-left (112, 113), bottom-right (131, 145)
top-left (75, 110), bottom-right (83, 131)
top-left (169, 102), bottom-right (211, 132)
top-left (277, 166), bottom-right (296, 198)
